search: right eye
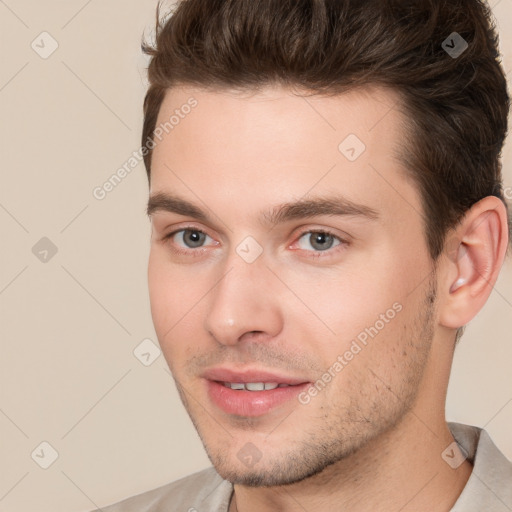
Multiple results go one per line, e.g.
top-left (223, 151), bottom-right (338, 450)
top-left (162, 227), bottom-right (219, 257)
top-left (169, 229), bottom-right (212, 248)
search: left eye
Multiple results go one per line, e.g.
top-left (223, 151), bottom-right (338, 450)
top-left (297, 231), bottom-right (342, 252)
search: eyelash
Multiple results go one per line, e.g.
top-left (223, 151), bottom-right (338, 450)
top-left (161, 225), bottom-right (349, 259)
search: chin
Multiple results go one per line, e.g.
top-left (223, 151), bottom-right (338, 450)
top-left (214, 463), bottom-right (323, 488)
top-left (203, 441), bottom-right (353, 488)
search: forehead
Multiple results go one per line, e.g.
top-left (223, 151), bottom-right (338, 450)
top-left (149, 84), bottom-right (422, 229)
top-left (153, 84), bottom-right (406, 157)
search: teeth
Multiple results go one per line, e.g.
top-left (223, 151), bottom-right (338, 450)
top-left (246, 382), bottom-right (265, 391)
top-left (223, 382), bottom-right (280, 391)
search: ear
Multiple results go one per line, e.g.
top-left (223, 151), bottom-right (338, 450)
top-left (439, 196), bottom-right (509, 329)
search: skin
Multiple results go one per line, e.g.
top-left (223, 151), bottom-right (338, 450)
top-left (146, 84), bottom-right (508, 511)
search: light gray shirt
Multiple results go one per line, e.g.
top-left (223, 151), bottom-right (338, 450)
top-left (92, 422), bottom-right (512, 511)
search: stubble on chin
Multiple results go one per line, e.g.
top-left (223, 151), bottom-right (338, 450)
top-left (170, 277), bottom-right (437, 488)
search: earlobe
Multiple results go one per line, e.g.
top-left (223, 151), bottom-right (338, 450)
top-left (439, 197), bottom-right (509, 330)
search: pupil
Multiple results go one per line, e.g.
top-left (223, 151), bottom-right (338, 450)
top-left (311, 232), bottom-right (333, 251)
top-left (185, 230), bottom-right (204, 248)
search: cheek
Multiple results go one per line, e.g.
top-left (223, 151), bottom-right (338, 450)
top-left (279, 249), bottom-right (422, 373)
top-left (147, 250), bottom-right (208, 350)
top-left (284, 261), bottom-right (407, 340)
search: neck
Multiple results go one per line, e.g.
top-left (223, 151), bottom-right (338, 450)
top-left (229, 414), bottom-right (472, 512)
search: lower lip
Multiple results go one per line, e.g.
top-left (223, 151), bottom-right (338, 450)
top-left (206, 380), bottom-right (310, 417)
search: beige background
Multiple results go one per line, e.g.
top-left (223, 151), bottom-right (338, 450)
top-left (0, 1), bottom-right (511, 511)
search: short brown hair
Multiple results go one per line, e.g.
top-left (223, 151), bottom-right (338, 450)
top-left (141, 0), bottom-right (510, 259)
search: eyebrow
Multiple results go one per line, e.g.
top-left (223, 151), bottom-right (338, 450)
top-left (146, 192), bottom-right (379, 227)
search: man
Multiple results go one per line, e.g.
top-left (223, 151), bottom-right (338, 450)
top-left (94, 0), bottom-right (512, 510)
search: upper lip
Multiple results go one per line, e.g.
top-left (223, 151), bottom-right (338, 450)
top-left (201, 367), bottom-right (310, 385)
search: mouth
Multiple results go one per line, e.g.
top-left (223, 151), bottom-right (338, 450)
top-left (201, 368), bottom-right (311, 417)
top-left (221, 382), bottom-right (294, 391)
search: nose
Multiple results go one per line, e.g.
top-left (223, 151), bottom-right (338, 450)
top-left (204, 253), bottom-right (284, 346)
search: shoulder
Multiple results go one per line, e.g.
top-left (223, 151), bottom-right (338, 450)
top-left (91, 466), bottom-right (233, 512)
top-left (449, 422), bottom-right (512, 511)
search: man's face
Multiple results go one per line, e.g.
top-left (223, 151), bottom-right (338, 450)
top-left (147, 85), bottom-right (439, 486)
